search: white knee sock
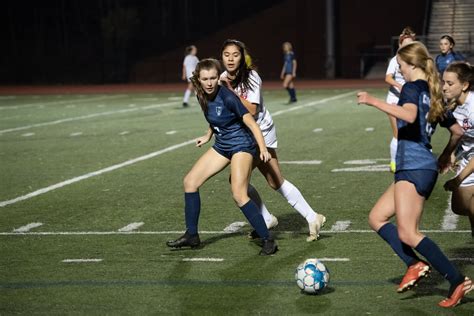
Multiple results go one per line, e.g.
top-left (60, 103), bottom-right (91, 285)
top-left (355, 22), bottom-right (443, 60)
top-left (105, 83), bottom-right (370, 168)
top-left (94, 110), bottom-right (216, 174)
top-left (183, 89), bottom-right (192, 103)
top-left (390, 137), bottom-right (397, 163)
top-left (277, 180), bottom-right (317, 223)
top-left (248, 184), bottom-right (273, 225)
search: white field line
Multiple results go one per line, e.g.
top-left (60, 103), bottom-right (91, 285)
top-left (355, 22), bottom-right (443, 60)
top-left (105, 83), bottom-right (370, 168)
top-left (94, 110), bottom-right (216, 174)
top-left (279, 160), bottom-right (322, 165)
top-left (441, 193), bottom-right (459, 230)
top-left (223, 221), bottom-right (247, 233)
top-left (0, 139), bottom-right (196, 207)
top-left (1, 229), bottom-right (470, 236)
top-left (0, 101), bottom-right (177, 134)
top-left (62, 259), bottom-right (103, 263)
top-left (0, 95), bottom-right (125, 111)
top-left (330, 221), bottom-right (351, 231)
top-left (182, 258), bottom-right (224, 262)
top-left (12, 222), bottom-right (43, 233)
top-left (344, 159), bottom-right (389, 165)
top-left (319, 258), bottom-right (350, 262)
top-left (331, 165), bottom-right (389, 172)
top-left (271, 91), bottom-right (355, 117)
top-left (118, 222), bottom-right (144, 232)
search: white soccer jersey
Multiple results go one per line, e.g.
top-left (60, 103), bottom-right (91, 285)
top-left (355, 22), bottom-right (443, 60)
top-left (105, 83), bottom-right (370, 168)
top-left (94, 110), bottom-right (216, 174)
top-left (183, 55), bottom-right (199, 79)
top-left (385, 56), bottom-right (406, 104)
top-left (453, 92), bottom-right (474, 186)
top-left (220, 70), bottom-right (277, 147)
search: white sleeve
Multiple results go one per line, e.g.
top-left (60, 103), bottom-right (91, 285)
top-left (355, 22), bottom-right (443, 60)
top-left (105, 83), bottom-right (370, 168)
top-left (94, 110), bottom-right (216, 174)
top-left (245, 71), bottom-right (262, 105)
top-left (386, 57), bottom-right (397, 75)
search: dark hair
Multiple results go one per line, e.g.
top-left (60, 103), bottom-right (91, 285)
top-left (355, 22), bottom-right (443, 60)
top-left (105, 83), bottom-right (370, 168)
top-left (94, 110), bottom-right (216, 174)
top-left (184, 45), bottom-right (196, 56)
top-left (398, 26), bottom-right (416, 45)
top-left (220, 39), bottom-right (256, 93)
top-left (189, 58), bottom-right (222, 112)
top-left (445, 61), bottom-right (474, 109)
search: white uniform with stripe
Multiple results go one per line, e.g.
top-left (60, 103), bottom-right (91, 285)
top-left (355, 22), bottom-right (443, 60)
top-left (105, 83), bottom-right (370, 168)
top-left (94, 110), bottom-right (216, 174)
top-left (385, 56), bottom-right (405, 104)
top-left (220, 70), bottom-right (277, 148)
top-left (453, 92), bottom-right (474, 186)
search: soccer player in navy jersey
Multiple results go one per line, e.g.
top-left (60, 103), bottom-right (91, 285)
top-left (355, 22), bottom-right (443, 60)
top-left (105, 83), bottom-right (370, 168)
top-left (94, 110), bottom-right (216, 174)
top-left (436, 35), bottom-right (466, 76)
top-left (166, 58), bottom-right (278, 256)
top-left (358, 41), bottom-right (471, 308)
top-left (280, 42), bottom-right (297, 103)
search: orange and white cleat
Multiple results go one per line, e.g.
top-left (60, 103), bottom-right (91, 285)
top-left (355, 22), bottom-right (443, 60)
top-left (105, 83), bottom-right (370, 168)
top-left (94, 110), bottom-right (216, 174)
top-left (397, 261), bottom-right (431, 293)
top-left (438, 277), bottom-right (472, 308)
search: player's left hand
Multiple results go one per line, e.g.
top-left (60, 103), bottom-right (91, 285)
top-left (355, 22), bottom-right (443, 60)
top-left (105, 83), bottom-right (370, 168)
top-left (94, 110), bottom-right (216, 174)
top-left (357, 91), bottom-right (375, 106)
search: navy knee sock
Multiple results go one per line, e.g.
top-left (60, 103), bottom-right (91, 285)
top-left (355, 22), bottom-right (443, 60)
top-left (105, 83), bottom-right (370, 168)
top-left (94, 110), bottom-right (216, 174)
top-left (240, 200), bottom-right (269, 239)
top-left (377, 223), bottom-right (419, 267)
top-left (184, 192), bottom-right (200, 235)
top-left (415, 237), bottom-right (464, 287)
top-left (289, 88), bottom-right (297, 101)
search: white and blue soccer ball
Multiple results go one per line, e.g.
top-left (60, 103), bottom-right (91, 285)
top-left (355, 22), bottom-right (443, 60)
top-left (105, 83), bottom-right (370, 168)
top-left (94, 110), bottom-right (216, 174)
top-left (295, 258), bottom-right (330, 294)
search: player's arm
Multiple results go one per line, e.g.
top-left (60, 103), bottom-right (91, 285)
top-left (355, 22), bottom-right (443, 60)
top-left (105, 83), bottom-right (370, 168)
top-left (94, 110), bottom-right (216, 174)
top-left (292, 59), bottom-right (297, 77)
top-left (357, 92), bottom-right (417, 123)
top-left (239, 97), bottom-right (258, 116)
top-left (280, 64), bottom-right (285, 79)
top-left (444, 158), bottom-right (474, 191)
top-left (384, 74), bottom-right (402, 92)
top-left (242, 113), bottom-right (270, 163)
top-left (182, 64), bottom-right (187, 81)
top-left (196, 126), bottom-right (213, 147)
top-left (438, 122), bottom-right (464, 173)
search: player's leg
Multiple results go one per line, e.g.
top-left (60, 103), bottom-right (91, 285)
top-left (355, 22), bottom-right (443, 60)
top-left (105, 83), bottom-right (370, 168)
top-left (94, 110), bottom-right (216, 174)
top-left (231, 151), bottom-right (277, 255)
top-left (183, 81), bottom-right (193, 107)
top-left (258, 148), bottom-right (326, 241)
top-left (451, 185), bottom-right (474, 237)
top-left (285, 75), bottom-right (297, 102)
top-left (395, 180), bottom-right (468, 305)
top-left (369, 182), bottom-right (422, 279)
top-left (167, 148), bottom-right (229, 248)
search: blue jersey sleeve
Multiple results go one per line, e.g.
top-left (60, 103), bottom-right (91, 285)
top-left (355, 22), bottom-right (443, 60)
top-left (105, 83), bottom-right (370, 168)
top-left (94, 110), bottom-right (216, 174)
top-left (398, 82), bottom-right (419, 106)
top-left (439, 110), bottom-right (457, 129)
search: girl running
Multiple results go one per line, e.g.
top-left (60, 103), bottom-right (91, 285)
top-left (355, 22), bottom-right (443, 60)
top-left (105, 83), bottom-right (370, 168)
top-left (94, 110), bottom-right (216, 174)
top-left (182, 45), bottom-right (199, 107)
top-left (220, 39), bottom-right (326, 242)
top-left (357, 42), bottom-right (471, 308)
top-left (167, 58), bottom-right (277, 256)
top-left (280, 42), bottom-right (297, 104)
top-left (438, 61), bottom-right (474, 237)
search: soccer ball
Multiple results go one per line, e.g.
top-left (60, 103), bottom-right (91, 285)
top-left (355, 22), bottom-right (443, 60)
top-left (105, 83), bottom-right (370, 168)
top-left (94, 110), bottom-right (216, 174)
top-left (295, 258), bottom-right (330, 294)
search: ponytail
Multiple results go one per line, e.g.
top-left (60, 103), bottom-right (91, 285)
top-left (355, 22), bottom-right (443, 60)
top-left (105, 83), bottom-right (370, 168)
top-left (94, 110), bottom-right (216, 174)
top-left (425, 58), bottom-right (444, 123)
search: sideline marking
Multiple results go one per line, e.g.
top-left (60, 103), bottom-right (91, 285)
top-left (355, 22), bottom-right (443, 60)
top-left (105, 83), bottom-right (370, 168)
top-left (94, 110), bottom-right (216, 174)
top-left (70, 132), bottom-right (83, 137)
top-left (313, 128), bottom-right (323, 133)
top-left (0, 95), bottom-right (124, 111)
top-left (441, 193), bottom-right (459, 230)
top-left (119, 131), bottom-right (130, 135)
top-left (223, 222), bottom-right (247, 233)
top-left (0, 139), bottom-right (196, 207)
top-left (1, 229), bottom-right (470, 236)
top-left (331, 221), bottom-right (351, 231)
top-left (332, 165), bottom-right (389, 172)
top-left (365, 127), bottom-right (374, 132)
top-left (12, 222), bottom-right (43, 233)
top-left (280, 160), bottom-right (322, 165)
top-left (62, 259), bottom-right (103, 263)
top-left (182, 258), bottom-right (224, 262)
top-left (166, 130), bottom-right (177, 135)
top-left (319, 258), bottom-right (350, 262)
top-left (0, 101), bottom-right (177, 134)
top-left (271, 91), bottom-right (355, 117)
top-left (21, 133), bottom-right (35, 137)
top-left (344, 159), bottom-right (389, 165)
top-left (118, 222), bottom-right (144, 232)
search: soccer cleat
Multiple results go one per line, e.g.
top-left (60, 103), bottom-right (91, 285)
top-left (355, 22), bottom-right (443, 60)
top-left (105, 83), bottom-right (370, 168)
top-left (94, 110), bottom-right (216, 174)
top-left (397, 261), bottom-right (431, 293)
top-left (182, 102), bottom-right (189, 107)
top-left (248, 214), bottom-right (278, 239)
top-left (166, 231), bottom-right (200, 249)
top-left (438, 277), bottom-right (472, 308)
top-left (259, 238), bottom-right (278, 256)
top-left (306, 214), bottom-right (327, 242)
top-left (390, 161), bottom-right (396, 173)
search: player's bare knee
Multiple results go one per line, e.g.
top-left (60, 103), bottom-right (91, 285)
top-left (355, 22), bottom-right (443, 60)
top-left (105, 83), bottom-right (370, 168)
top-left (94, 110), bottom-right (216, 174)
top-left (397, 228), bottom-right (418, 248)
top-left (183, 174), bottom-right (199, 192)
top-left (231, 191), bottom-right (248, 207)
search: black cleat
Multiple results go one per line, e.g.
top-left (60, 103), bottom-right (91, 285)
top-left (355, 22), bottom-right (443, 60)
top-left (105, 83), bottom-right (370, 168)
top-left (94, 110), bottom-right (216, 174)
top-left (182, 102), bottom-right (189, 107)
top-left (259, 238), bottom-right (278, 256)
top-left (166, 231), bottom-right (200, 249)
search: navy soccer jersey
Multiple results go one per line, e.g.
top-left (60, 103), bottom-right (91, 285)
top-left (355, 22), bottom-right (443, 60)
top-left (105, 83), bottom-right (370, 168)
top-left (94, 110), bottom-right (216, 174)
top-left (436, 51), bottom-right (465, 74)
top-left (396, 80), bottom-right (438, 171)
top-left (204, 86), bottom-right (255, 151)
top-left (283, 52), bottom-right (295, 74)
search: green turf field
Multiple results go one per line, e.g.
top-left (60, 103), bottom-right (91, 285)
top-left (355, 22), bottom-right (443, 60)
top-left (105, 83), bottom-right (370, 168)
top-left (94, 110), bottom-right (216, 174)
top-left (1, 88), bottom-right (473, 315)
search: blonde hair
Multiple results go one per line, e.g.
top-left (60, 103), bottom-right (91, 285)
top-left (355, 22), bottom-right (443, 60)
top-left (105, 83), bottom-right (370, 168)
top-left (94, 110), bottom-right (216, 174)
top-left (397, 41), bottom-right (443, 123)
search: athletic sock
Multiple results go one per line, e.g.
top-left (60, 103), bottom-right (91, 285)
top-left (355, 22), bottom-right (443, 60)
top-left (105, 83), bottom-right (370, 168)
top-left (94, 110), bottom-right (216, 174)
top-left (183, 89), bottom-right (192, 103)
top-left (277, 180), bottom-right (317, 223)
top-left (248, 184), bottom-right (274, 225)
top-left (240, 200), bottom-right (269, 239)
top-left (415, 237), bottom-right (464, 287)
top-left (377, 223), bottom-right (419, 267)
top-left (390, 137), bottom-right (397, 164)
top-left (184, 192), bottom-right (200, 235)
top-left (289, 88), bottom-right (297, 100)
